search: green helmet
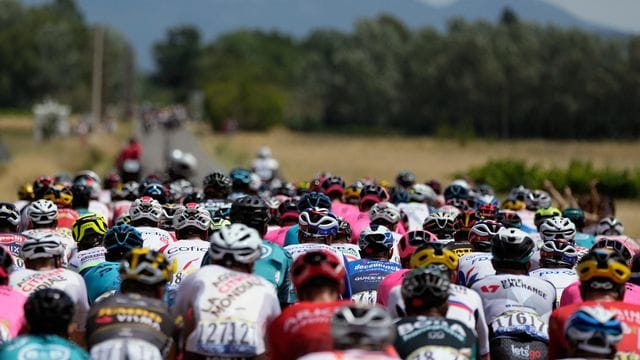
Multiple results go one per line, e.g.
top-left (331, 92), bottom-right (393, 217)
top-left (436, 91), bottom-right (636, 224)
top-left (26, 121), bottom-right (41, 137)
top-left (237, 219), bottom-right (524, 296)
top-left (563, 208), bottom-right (586, 229)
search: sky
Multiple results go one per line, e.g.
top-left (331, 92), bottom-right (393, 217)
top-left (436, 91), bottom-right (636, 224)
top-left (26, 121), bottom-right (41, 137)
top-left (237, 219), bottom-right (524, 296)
top-left (423, 0), bottom-right (640, 33)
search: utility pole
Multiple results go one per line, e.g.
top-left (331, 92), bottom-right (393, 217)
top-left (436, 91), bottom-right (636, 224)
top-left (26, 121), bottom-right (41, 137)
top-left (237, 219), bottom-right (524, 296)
top-left (91, 25), bottom-right (104, 127)
top-left (124, 44), bottom-right (135, 121)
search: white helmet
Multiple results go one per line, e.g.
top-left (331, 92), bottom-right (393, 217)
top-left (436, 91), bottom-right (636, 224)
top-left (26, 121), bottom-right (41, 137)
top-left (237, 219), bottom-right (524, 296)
top-left (408, 184), bottom-right (436, 204)
top-left (358, 224), bottom-right (394, 250)
top-left (21, 232), bottom-right (65, 260)
top-left (0, 202), bottom-right (20, 227)
top-left (525, 190), bottom-right (552, 211)
top-left (28, 200), bottom-right (58, 226)
top-left (208, 223), bottom-right (262, 264)
top-left (173, 203), bottom-right (211, 231)
top-left (331, 304), bottom-right (395, 349)
top-left (369, 202), bottom-right (401, 225)
top-left (129, 196), bottom-right (164, 223)
top-left (257, 146), bottom-right (272, 158)
top-left (539, 216), bottom-right (577, 242)
top-left (596, 217), bottom-right (624, 236)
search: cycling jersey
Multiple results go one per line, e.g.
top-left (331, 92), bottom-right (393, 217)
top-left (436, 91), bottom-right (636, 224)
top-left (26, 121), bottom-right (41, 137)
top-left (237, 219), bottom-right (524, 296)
top-left (56, 208), bottom-right (80, 229)
top-left (9, 267), bottom-right (90, 331)
top-left (345, 211), bottom-right (372, 243)
top-left (548, 301), bottom-right (640, 358)
top-left (574, 232), bottom-right (596, 248)
top-left (267, 300), bottom-right (352, 360)
top-left (162, 238), bottom-right (209, 307)
top-left (134, 226), bottom-right (175, 252)
top-left (283, 224), bottom-right (300, 246)
top-left (397, 202), bottom-right (430, 231)
top-left (376, 269), bottom-right (407, 309)
top-left (264, 225), bottom-right (292, 247)
top-left (90, 338), bottom-right (163, 360)
top-left (299, 349), bottom-right (400, 360)
top-left (529, 267), bottom-right (577, 306)
top-left (112, 200), bottom-right (132, 223)
top-left (331, 201), bottom-right (359, 221)
top-left (0, 233), bottom-right (26, 269)
top-left (0, 286), bottom-right (26, 344)
top-left (347, 259), bottom-right (400, 305)
top-left (471, 274), bottom-right (556, 323)
top-left (332, 243), bottom-right (361, 262)
top-left (88, 201), bottom-right (111, 224)
top-left (284, 243), bottom-right (352, 298)
top-left (254, 241), bottom-right (295, 306)
top-left (68, 246), bottom-right (107, 272)
top-left (446, 241), bottom-right (474, 258)
top-left (173, 265), bottom-right (280, 358)
top-left (457, 252), bottom-right (494, 287)
top-left (80, 261), bottom-right (120, 305)
top-left (0, 335), bottom-right (90, 359)
top-left (516, 210), bottom-right (536, 233)
top-left (202, 198), bottom-right (232, 219)
top-left (393, 316), bottom-right (478, 360)
top-left (86, 293), bottom-right (176, 359)
top-left (559, 280), bottom-right (640, 306)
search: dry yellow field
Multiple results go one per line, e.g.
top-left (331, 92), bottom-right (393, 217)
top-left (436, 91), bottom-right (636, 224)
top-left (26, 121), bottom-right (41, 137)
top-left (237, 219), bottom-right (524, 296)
top-left (195, 125), bottom-right (640, 236)
top-left (0, 115), bottom-right (129, 200)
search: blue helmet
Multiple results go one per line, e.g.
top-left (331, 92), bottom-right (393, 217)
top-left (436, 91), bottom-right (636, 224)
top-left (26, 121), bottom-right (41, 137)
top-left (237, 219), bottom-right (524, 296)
top-left (564, 306), bottom-right (623, 356)
top-left (297, 192), bottom-right (332, 212)
top-left (229, 168), bottom-right (252, 186)
top-left (104, 224), bottom-right (143, 257)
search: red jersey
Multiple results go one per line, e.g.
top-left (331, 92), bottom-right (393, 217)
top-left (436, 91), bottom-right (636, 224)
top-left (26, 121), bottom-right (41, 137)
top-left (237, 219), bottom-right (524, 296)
top-left (548, 300), bottom-right (640, 358)
top-left (0, 233), bottom-right (26, 258)
top-left (267, 300), bottom-right (352, 360)
top-left (56, 208), bottom-right (80, 229)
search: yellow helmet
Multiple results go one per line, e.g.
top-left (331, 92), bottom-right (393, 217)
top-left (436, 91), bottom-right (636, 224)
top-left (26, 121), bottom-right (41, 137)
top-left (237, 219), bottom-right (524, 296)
top-left (344, 185), bottom-right (362, 200)
top-left (17, 183), bottom-right (35, 201)
top-left (501, 199), bottom-right (525, 211)
top-left (42, 183), bottom-right (74, 208)
top-left (576, 248), bottom-right (630, 285)
top-left (120, 248), bottom-right (175, 285)
top-left (410, 242), bottom-right (459, 271)
top-left (72, 213), bottom-right (107, 244)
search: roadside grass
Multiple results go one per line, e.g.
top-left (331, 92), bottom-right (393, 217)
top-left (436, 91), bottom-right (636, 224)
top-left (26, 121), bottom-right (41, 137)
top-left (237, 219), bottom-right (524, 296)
top-left (193, 125), bottom-right (640, 237)
top-left (0, 115), bottom-right (130, 201)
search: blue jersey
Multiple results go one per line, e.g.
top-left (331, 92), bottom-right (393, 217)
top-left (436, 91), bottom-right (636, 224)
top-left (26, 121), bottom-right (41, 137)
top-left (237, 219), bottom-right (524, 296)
top-left (0, 335), bottom-right (90, 360)
top-left (80, 261), bottom-right (120, 305)
top-left (575, 232), bottom-right (596, 248)
top-left (283, 224), bottom-right (299, 246)
top-left (347, 259), bottom-right (400, 304)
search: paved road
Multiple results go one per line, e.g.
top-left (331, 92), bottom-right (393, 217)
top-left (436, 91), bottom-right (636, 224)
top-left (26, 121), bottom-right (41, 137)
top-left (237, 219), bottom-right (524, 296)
top-left (137, 120), bottom-right (225, 183)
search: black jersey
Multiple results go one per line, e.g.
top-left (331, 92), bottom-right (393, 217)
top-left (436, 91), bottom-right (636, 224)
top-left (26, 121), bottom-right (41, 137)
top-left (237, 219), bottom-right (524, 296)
top-left (393, 316), bottom-right (478, 360)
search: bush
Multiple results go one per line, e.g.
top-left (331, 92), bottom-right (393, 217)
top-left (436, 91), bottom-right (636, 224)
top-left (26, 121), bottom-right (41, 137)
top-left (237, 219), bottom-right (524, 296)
top-left (460, 159), bottom-right (640, 199)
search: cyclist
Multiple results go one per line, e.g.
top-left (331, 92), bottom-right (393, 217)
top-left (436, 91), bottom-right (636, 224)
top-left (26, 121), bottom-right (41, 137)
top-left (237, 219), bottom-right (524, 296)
top-left (174, 224), bottom-right (279, 359)
top-left (423, 211), bottom-right (458, 241)
top-left (86, 248), bottom-right (177, 359)
top-left (563, 306), bottom-right (624, 359)
top-left (457, 220), bottom-right (503, 287)
top-left (264, 199), bottom-right (298, 246)
top-left (15, 182), bottom-right (34, 212)
top-left (393, 267), bottom-right (478, 359)
top-left (548, 248), bottom-right (640, 358)
top-left (595, 216), bottom-right (625, 236)
top-left (68, 213), bottom-right (108, 271)
top-left (128, 196), bottom-right (175, 251)
top-left (284, 191), bottom-right (333, 246)
top-left (0, 289), bottom-right (89, 358)
top-left (321, 175), bottom-right (357, 220)
top-left (0, 246), bottom-right (26, 344)
top-left (348, 225), bottom-right (400, 304)
top-left (285, 207), bottom-right (341, 256)
top-left (160, 202), bottom-right (183, 232)
top-left (228, 168), bottom-right (253, 199)
top-left (70, 183), bottom-right (93, 216)
top-left (397, 183), bottom-right (434, 231)
top-left (163, 203), bottom-right (211, 306)
top-left (298, 304), bottom-right (400, 360)
top-left (562, 207), bottom-right (596, 248)
top-left (42, 182), bottom-right (81, 229)
top-left (22, 199), bottom-right (76, 265)
top-left (368, 202), bottom-right (403, 259)
top-left (268, 250), bottom-right (351, 360)
top-left (0, 202), bottom-right (26, 269)
top-left (344, 182), bottom-right (362, 206)
top-left (10, 231), bottom-right (90, 344)
top-left (251, 146), bottom-right (279, 185)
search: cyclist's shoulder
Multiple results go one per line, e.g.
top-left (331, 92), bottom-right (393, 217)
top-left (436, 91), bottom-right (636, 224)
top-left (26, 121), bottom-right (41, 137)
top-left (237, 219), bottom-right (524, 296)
top-left (1, 335), bottom-right (89, 358)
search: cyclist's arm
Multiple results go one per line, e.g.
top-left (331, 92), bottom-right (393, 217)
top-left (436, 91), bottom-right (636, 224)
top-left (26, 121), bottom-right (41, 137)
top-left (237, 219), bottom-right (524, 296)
top-left (543, 179), bottom-right (568, 210)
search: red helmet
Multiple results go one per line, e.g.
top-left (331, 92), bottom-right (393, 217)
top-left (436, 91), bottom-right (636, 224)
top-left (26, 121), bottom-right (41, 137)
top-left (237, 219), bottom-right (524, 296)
top-left (291, 250), bottom-right (345, 292)
top-left (476, 203), bottom-right (498, 220)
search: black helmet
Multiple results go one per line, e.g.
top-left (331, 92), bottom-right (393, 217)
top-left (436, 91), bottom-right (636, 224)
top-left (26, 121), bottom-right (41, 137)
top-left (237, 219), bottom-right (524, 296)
top-left (396, 171), bottom-right (416, 188)
top-left (203, 172), bottom-right (232, 198)
top-left (0, 202), bottom-right (20, 230)
top-left (563, 208), bottom-right (586, 229)
top-left (230, 195), bottom-right (271, 235)
top-left (401, 267), bottom-right (450, 310)
top-left (297, 192), bottom-right (332, 212)
top-left (444, 184), bottom-right (469, 201)
top-left (0, 246), bottom-right (13, 284)
top-left (25, 288), bottom-right (75, 336)
top-left (71, 183), bottom-right (92, 207)
top-left (491, 228), bottom-right (535, 267)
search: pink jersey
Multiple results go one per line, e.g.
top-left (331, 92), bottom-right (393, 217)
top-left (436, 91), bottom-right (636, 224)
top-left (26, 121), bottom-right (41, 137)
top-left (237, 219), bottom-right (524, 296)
top-left (345, 211), bottom-right (372, 243)
top-left (0, 285), bottom-right (26, 342)
top-left (264, 226), bottom-right (292, 247)
top-left (331, 202), bottom-right (359, 220)
top-left (376, 269), bottom-right (409, 307)
top-left (559, 281), bottom-right (640, 307)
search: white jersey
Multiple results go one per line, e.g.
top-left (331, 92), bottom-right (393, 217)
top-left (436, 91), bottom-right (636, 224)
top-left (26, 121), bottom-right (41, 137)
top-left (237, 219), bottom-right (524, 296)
top-left (387, 283), bottom-right (490, 356)
top-left (88, 200), bottom-right (111, 224)
top-left (162, 239), bottom-right (209, 306)
top-left (173, 265), bottom-right (280, 357)
top-left (251, 157), bottom-right (279, 181)
top-left (9, 267), bottom-right (90, 330)
top-left (299, 350), bottom-right (400, 360)
top-left (14, 200), bottom-right (29, 213)
top-left (68, 246), bottom-right (107, 272)
top-left (471, 273), bottom-right (556, 323)
top-left (397, 202), bottom-right (430, 231)
top-left (457, 252), bottom-right (494, 287)
top-left (331, 243), bottom-right (361, 262)
top-left (529, 267), bottom-right (578, 307)
top-left (134, 226), bottom-right (175, 252)
top-left (284, 243), bottom-right (346, 265)
top-left (21, 229), bottom-right (76, 266)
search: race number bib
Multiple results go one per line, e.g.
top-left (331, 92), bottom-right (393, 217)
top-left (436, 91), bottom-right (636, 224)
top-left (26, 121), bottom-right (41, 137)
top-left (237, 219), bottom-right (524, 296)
top-left (197, 321), bottom-right (258, 356)
top-left (490, 310), bottom-right (548, 342)
top-left (408, 346), bottom-right (472, 360)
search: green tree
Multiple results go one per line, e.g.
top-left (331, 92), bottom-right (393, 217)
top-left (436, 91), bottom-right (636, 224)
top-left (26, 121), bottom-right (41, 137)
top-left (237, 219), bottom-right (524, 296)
top-left (153, 25), bottom-right (202, 102)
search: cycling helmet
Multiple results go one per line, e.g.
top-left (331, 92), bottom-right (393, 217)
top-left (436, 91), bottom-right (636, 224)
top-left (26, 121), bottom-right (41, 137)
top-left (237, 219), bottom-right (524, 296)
top-left (445, 197), bottom-right (469, 212)
top-left (331, 304), bottom-right (395, 349)
top-left (168, 179), bottom-right (194, 202)
top-left (576, 248), bottom-right (630, 286)
top-left (256, 146), bottom-right (271, 158)
top-left (423, 212), bottom-right (457, 239)
top-left (17, 182), bottom-right (35, 201)
top-left (291, 250), bottom-right (345, 292)
top-left (439, 205), bottom-right (462, 218)
top-left (396, 171), bottom-right (416, 188)
top-left (398, 230), bottom-right (438, 266)
top-left (454, 210), bottom-right (478, 234)
top-left (208, 223), bottom-right (262, 264)
top-left (390, 186), bottom-right (410, 205)
top-left (336, 217), bottom-right (352, 243)
top-left (119, 181), bottom-right (140, 201)
top-left (141, 183), bottom-right (170, 204)
top-left (402, 267), bottom-right (450, 309)
top-left (501, 199), bottom-right (525, 211)
top-left (104, 172), bottom-right (122, 190)
top-left (538, 216), bottom-right (576, 243)
top-left (24, 288), bottom-right (75, 334)
top-left (344, 183), bottom-right (363, 205)
top-left (525, 190), bottom-right (552, 211)
top-left (129, 196), bottom-right (164, 224)
top-left (564, 306), bottom-right (623, 357)
top-left (173, 203), bottom-right (211, 232)
top-left (491, 227), bottom-right (535, 265)
top-left (426, 179), bottom-right (442, 195)
top-left (277, 199), bottom-right (299, 225)
top-left (210, 217), bottom-right (231, 231)
top-left (298, 208), bottom-right (339, 242)
top-left (229, 168), bottom-right (252, 187)
top-left (534, 207), bottom-right (562, 229)
top-left (475, 203), bottom-right (498, 220)
top-left (496, 210), bottom-right (522, 229)
top-left (203, 172), bottom-right (232, 198)
top-left (28, 199), bottom-right (58, 226)
top-left (359, 184), bottom-right (390, 209)
top-left (70, 183), bottom-right (92, 206)
top-left (297, 192), bottom-right (332, 212)
top-left (475, 184), bottom-right (495, 197)
top-left (443, 184), bottom-right (469, 201)
top-left (74, 170), bottom-right (101, 186)
top-left (563, 208), bottom-right (586, 229)
top-left (21, 232), bottom-right (65, 260)
top-left (540, 240), bottom-right (579, 268)
top-left (273, 182), bottom-right (297, 198)
top-left (42, 183), bottom-right (73, 208)
top-left (72, 213), bottom-right (108, 248)
top-left (369, 202), bottom-right (401, 226)
top-left (0, 202), bottom-right (20, 229)
top-left (0, 246), bottom-right (13, 283)
top-left (182, 191), bottom-right (204, 205)
top-left (358, 224), bottom-right (394, 251)
top-left (468, 220), bottom-right (504, 252)
top-left (103, 224), bottom-right (143, 257)
top-left (592, 236), bottom-right (639, 264)
top-left (408, 184), bottom-right (436, 204)
top-left (595, 217), bottom-right (624, 236)
top-left (32, 176), bottom-right (55, 199)
top-left (167, 149), bottom-right (197, 180)
top-left (120, 248), bottom-right (175, 285)
top-left (229, 195), bottom-right (271, 234)
top-left (160, 203), bottom-right (183, 231)
top-left (410, 242), bottom-right (459, 271)
top-left (138, 176), bottom-right (162, 194)
top-left (320, 176), bottom-right (346, 197)
top-left (509, 185), bottom-right (530, 202)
